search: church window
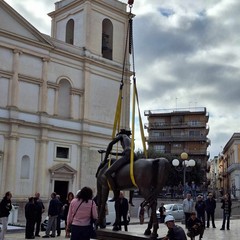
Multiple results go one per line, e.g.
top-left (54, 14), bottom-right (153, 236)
top-left (66, 19), bottom-right (74, 44)
top-left (102, 19), bottom-right (113, 60)
top-left (21, 155), bottom-right (30, 179)
top-left (58, 79), bottom-right (71, 118)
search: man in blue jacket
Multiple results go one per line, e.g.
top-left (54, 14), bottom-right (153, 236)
top-left (42, 192), bottom-right (62, 238)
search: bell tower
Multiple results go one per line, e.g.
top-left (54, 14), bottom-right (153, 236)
top-left (48, 0), bottom-right (130, 64)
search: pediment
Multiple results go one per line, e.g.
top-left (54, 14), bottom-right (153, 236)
top-left (0, 1), bottom-right (53, 46)
top-left (49, 163), bottom-right (77, 176)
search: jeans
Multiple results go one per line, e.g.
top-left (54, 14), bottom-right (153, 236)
top-left (221, 213), bottom-right (230, 229)
top-left (45, 215), bottom-right (58, 236)
top-left (0, 217), bottom-right (8, 240)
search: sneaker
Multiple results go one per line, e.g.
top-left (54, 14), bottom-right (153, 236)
top-left (42, 236), bottom-right (50, 238)
top-left (50, 235), bottom-right (55, 238)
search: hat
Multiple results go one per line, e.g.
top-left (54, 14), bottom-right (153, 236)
top-left (197, 195), bottom-right (202, 198)
top-left (164, 215), bottom-right (175, 223)
top-left (117, 129), bottom-right (132, 136)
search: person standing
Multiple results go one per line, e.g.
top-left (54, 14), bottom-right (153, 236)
top-left (56, 195), bottom-right (63, 237)
top-left (67, 187), bottom-right (98, 240)
top-left (158, 202), bottom-right (166, 223)
top-left (63, 192), bottom-right (74, 238)
top-left (183, 193), bottom-right (194, 228)
top-left (205, 192), bottom-right (216, 228)
top-left (220, 193), bottom-right (232, 230)
top-left (0, 191), bottom-right (12, 240)
top-left (25, 197), bottom-right (35, 239)
top-left (191, 181), bottom-right (197, 200)
top-left (42, 192), bottom-right (60, 238)
top-left (113, 191), bottom-right (129, 231)
top-left (34, 192), bottom-right (45, 237)
top-left (195, 195), bottom-right (206, 228)
top-left (160, 215), bottom-right (187, 240)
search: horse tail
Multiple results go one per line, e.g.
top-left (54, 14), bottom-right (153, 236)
top-left (151, 159), bottom-right (159, 188)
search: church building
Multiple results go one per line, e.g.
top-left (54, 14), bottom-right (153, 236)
top-left (0, 0), bottom-right (132, 205)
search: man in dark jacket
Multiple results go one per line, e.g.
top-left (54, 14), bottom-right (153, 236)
top-left (113, 191), bottom-right (129, 231)
top-left (0, 191), bottom-right (12, 240)
top-left (195, 195), bottom-right (206, 228)
top-left (187, 212), bottom-right (204, 240)
top-left (205, 192), bottom-right (216, 228)
top-left (160, 215), bottom-right (187, 240)
top-left (25, 197), bottom-right (35, 239)
top-left (34, 192), bottom-right (45, 237)
top-left (42, 192), bottom-right (61, 238)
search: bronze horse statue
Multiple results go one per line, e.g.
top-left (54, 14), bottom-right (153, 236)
top-left (96, 157), bottom-right (170, 239)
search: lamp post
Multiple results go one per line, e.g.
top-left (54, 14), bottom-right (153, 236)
top-left (172, 152), bottom-right (196, 196)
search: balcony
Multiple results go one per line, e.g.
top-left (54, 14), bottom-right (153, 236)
top-left (145, 122), bottom-right (209, 130)
top-left (146, 135), bottom-right (208, 142)
top-left (144, 107), bottom-right (207, 116)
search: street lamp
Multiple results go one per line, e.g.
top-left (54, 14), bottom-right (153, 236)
top-left (172, 152), bottom-right (196, 196)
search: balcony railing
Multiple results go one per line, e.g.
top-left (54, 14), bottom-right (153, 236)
top-left (144, 107), bottom-right (207, 115)
top-left (146, 135), bottom-right (209, 142)
top-left (145, 122), bottom-right (209, 129)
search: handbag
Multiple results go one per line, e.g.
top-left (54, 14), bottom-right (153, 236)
top-left (67, 201), bottom-right (83, 233)
top-left (90, 200), bottom-right (97, 239)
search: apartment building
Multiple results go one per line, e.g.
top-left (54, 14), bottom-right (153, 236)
top-left (221, 133), bottom-right (240, 198)
top-left (144, 107), bottom-right (210, 170)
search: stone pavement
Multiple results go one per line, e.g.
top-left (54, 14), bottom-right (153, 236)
top-left (3, 218), bottom-right (240, 240)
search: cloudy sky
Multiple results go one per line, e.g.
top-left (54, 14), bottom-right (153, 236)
top-left (4, 0), bottom-right (240, 159)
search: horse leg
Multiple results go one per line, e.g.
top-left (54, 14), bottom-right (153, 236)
top-left (144, 212), bottom-right (153, 236)
top-left (98, 185), bottom-right (109, 229)
top-left (150, 199), bottom-right (159, 239)
top-left (112, 199), bottom-right (121, 231)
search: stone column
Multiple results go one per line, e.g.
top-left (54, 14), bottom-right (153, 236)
top-left (40, 58), bottom-right (49, 113)
top-left (54, 87), bottom-right (59, 116)
top-left (5, 128), bottom-right (18, 192)
top-left (35, 135), bottom-right (48, 195)
top-left (70, 89), bottom-right (74, 119)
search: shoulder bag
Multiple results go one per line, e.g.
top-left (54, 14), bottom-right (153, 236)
top-left (67, 200), bottom-right (83, 233)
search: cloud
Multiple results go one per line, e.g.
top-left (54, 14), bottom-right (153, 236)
top-left (131, 0), bottom-right (240, 157)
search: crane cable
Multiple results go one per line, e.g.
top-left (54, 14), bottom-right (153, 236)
top-left (129, 8), bottom-right (148, 187)
top-left (109, 1), bottom-right (133, 171)
top-left (112, 0), bottom-right (147, 187)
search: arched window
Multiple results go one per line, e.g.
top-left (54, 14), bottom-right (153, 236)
top-left (66, 19), bottom-right (74, 44)
top-left (21, 155), bottom-right (30, 179)
top-left (58, 79), bottom-right (71, 118)
top-left (102, 19), bottom-right (113, 60)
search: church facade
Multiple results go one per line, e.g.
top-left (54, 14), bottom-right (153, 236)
top-left (0, 0), bottom-right (131, 203)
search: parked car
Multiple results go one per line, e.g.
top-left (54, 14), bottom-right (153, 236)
top-left (41, 216), bottom-right (65, 231)
top-left (106, 199), bottom-right (115, 225)
top-left (156, 203), bottom-right (184, 221)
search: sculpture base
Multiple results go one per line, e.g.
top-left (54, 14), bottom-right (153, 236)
top-left (96, 229), bottom-right (149, 240)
